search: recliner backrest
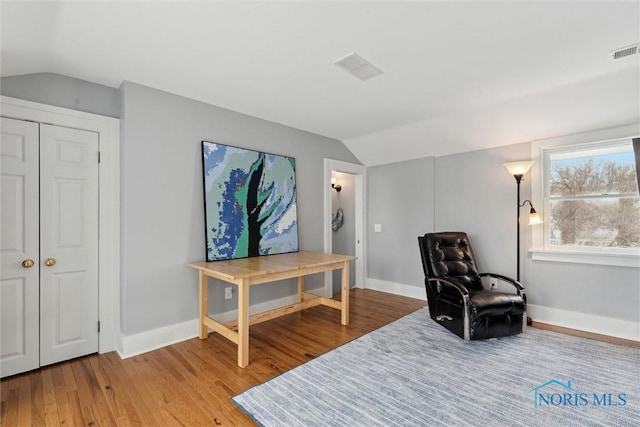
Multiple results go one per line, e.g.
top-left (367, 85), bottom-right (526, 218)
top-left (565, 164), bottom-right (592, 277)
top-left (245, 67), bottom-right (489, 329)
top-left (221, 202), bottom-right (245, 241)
top-left (419, 232), bottom-right (484, 292)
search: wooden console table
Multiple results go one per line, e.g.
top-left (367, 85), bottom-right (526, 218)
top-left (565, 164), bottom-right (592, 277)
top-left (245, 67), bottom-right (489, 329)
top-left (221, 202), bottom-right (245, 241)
top-left (188, 251), bottom-right (356, 368)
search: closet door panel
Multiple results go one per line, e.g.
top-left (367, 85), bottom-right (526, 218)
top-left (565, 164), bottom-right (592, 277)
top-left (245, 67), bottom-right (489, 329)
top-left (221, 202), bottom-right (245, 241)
top-left (0, 117), bottom-right (40, 377)
top-left (39, 124), bottom-right (99, 366)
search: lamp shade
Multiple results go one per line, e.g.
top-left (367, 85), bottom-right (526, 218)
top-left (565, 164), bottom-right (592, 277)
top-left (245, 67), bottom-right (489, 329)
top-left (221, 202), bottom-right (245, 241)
top-left (528, 208), bottom-right (543, 225)
top-left (503, 161), bottom-right (534, 176)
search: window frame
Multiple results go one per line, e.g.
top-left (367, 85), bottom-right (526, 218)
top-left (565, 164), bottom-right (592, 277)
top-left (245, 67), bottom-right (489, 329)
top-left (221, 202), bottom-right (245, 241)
top-left (530, 124), bottom-right (640, 268)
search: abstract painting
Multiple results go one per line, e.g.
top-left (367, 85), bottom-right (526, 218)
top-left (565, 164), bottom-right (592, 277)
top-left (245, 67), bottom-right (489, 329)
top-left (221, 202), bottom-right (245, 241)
top-left (201, 141), bottom-right (298, 261)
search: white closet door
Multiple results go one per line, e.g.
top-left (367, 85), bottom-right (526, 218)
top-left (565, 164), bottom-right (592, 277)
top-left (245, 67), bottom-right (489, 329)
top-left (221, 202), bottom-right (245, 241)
top-left (0, 117), bottom-right (40, 377)
top-left (39, 124), bottom-right (99, 366)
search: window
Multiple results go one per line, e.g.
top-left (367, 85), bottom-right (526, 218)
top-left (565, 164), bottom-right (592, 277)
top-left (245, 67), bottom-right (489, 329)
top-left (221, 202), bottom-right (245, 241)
top-left (543, 138), bottom-right (640, 254)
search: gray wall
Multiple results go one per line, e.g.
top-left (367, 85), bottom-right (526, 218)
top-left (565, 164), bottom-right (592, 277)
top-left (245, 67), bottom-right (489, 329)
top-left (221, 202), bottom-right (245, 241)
top-left (367, 157), bottom-right (435, 288)
top-left (434, 143), bottom-right (530, 277)
top-left (2, 73), bottom-right (361, 336)
top-left (366, 141), bottom-right (640, 325)
top-left (526, 261), bottom-right (639, 321)
top-left (120, 81), bottom-right (360, 334)
top-left (6, 72), bottom-right (636, 334)
top-left (331, 172), bottom-right (356, 292)
top-left (435, 142), bottom-right (639, 322)
top-left (1, 73), bottom-right (120, 118)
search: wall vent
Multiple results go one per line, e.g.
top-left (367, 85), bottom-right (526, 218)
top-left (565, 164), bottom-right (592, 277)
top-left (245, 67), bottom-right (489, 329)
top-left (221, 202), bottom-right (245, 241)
top-left (610, 43), bottom-right (640, 60)
top-left (334, 52), bottom-right (384, 81)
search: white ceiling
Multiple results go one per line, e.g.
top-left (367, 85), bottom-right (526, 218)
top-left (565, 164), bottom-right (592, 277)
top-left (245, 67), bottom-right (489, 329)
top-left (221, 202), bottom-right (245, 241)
top-left (2, 1), bottom-right (639, 165)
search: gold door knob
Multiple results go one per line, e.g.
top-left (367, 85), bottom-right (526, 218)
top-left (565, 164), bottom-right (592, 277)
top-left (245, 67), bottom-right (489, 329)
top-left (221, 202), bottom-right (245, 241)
top-left (44, 258), bottom-right (56, 267)
top-left (22, 259), bottom-right (35, 268)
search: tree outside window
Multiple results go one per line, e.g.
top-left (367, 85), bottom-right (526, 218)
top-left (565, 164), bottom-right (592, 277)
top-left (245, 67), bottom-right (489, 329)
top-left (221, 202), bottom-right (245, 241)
top-left (546, 140), bottom-right (640, 250)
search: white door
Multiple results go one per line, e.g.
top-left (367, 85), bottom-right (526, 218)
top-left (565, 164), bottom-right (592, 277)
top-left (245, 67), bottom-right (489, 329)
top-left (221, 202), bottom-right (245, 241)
top-left (0, 117), bottom-right (40, 377)
top-left (39, 124), bottom-right (99, 366)
top-left (0, 119), bottom-right (99, 377)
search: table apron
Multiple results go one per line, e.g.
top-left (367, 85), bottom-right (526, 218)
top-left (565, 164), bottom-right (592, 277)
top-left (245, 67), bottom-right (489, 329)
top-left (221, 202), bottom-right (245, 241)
top-left (200, 261), bottom-right (347, 286)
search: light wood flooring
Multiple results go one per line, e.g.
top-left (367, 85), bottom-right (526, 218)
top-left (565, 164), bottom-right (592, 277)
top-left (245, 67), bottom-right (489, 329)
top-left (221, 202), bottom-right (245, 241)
top-left (1, 289), bottom-right (426, 427)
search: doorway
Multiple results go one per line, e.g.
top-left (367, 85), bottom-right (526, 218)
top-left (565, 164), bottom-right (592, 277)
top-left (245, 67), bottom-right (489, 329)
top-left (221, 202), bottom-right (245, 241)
top-left (323, 159), bottom-right (365, 297)
top-left (330, 171), bottom-right (356, 293)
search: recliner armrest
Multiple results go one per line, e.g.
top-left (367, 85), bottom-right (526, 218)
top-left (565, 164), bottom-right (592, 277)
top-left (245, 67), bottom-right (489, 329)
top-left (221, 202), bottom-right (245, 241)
top-left (479, 273), bottom-right (525, 294)
top-left (426, 276), bottom-right (470, 297)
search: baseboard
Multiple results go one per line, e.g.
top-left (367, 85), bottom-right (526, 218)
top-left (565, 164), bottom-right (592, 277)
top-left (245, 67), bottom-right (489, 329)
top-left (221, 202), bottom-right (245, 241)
top-left (527, 304), bottom-right (640, 343)
top-left (365, 278), bottom-right (426, 301)
top-left (531, 321), bottom-right (640, 348)
top-left (117, 293), bottom-right (300, 359)
top-left (117, 286), bottom-right (638, 357)
top-left (362, 281), bottom-right (638, 344)
top-left (118, 319), bottom-right (198, 359)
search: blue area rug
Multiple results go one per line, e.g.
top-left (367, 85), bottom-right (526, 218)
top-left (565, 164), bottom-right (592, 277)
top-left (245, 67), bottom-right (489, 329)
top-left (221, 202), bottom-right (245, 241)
top-left (232, 307), bottom-right (639, 426)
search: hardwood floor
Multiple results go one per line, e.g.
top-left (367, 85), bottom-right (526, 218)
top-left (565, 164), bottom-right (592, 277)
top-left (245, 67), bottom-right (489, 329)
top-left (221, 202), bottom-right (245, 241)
top-left (0, 289), bottom-right (426, 427)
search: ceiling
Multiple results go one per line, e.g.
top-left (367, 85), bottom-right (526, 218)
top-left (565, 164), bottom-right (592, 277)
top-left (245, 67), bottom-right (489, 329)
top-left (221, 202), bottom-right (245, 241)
top-left (2, 1), bottom-right (639, 165)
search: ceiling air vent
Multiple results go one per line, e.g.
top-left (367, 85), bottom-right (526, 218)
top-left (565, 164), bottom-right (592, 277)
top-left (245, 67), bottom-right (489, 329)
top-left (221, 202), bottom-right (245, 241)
top-left (609, 43), bottom-right (640, 60)
top-left (334, 52), bottom-right (384, 81)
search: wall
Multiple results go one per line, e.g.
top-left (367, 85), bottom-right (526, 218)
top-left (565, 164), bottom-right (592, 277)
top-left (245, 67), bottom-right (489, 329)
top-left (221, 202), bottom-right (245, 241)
top-left (366, 157), bottom-right (435, 298)
top-left (331, 172), bottom-right (356, 292)
top-left (6, 72), bottom-right (636, 346)
top-left (120, 81), bottom-right (360, 337)
top-left (1, 73), bottom-right (120, 118)
top-left (1, 73), bottom-right (361, 353)
top-left (434, 142), bottom-right (530, 277)
top-left (436, 141), bottom-right (639, 339)
top-left (367, 139), bottom-right (639, 340)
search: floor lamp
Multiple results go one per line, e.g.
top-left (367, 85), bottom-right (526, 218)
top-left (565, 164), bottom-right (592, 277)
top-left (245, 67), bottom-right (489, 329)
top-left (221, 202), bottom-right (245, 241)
top-left (503, 161), bottom-right (543, 282)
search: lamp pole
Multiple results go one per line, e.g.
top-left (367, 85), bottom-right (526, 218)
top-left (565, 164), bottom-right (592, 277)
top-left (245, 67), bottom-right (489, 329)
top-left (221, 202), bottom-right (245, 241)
top-left (514, 174), bottom-right (523, 282)
top-left (504, 161), bottom-right (541, 284)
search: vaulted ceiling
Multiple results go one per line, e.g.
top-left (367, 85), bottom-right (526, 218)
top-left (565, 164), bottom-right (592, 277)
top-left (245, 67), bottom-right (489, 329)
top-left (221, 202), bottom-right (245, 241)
top-left (2, 1), bottom-right (639, 165)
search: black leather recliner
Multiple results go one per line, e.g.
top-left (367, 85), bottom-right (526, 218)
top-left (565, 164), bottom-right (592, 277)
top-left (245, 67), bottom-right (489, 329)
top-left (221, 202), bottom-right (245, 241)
top-left (418, 232), bottom-right (526, 340)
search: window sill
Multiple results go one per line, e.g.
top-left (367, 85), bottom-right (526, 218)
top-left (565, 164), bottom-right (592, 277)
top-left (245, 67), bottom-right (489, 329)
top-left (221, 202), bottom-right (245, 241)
top-left (530, 249), bottom-right (640, 268)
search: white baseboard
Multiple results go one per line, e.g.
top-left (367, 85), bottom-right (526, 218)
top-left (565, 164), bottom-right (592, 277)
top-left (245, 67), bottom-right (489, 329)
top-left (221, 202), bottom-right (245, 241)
top-left (118, 319), bottom-right (198, 359)
top-left (117, 284), bottom-right (638, 357)
top-left (364, 279), bottom-right (638, 342)
top-left (117, 293), bottom-right (300, 359)
top-left (365, 278), bottom-right (426, 301)
top-left (527, 304), bottom-right (640, 342)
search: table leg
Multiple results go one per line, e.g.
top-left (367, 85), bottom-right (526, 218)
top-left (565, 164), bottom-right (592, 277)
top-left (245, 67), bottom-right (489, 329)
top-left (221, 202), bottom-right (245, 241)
top-left (297, 276), bottom-right (304, 303)
top-left (237, 279), bottom-right (250, 367)
top-left (198, 271), bottom-right (208, 339)
top-left (341, 261), bottom-right (350, 325)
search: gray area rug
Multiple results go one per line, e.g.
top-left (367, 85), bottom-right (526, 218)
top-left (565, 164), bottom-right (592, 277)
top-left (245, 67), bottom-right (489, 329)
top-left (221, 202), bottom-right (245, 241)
top-left (232, 308), bottom-right (639, 426)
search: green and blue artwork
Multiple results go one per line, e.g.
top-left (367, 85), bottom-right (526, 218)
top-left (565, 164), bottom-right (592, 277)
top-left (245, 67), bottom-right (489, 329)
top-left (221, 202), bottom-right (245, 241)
top-left (201, 141), bottom-right (298, 261)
